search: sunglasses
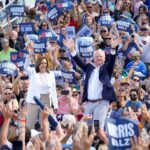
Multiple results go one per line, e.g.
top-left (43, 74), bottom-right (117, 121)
top-left (4, 93), bottom-right (12, 95)
top-left (130, 94), bottom-right (137, 97)
top-left (87, 6), bottom-right (92, 8)
top-left (72, 94), bottom-right (78, 97)
top-left (101, 30), bottom-right (107, 33)
top-left (42, 24), bottom-right (47, 27)
top-left (50, 41), bottom-right (56, 44)
top-left (105, 38), bottom-right (111, 40)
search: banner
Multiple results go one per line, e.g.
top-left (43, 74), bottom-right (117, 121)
top-left (106, 117), bottom-right (139, 150)
top-left (57, 1), bottom-right (74, 11)
top-left (61, 70), bottom-right (76, 84)
top-left (47, 6), bottom-right (61, 21)
top-left (34, 41), bottom-right (46, 54)
top-left (76, 37), bottom-right (94, 58)
top-left (19, 23), bottom-right (34, 34)
top-left (77, 24), bottom-right (93, 37)
top-left (0, 61), bottom-right (18, 76)
top-left (117, 20), bottom-right (131, 33)
top-left (9, 5), bottom-right (25, 17)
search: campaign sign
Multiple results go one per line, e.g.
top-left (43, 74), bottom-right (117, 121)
top-left (47, 6), bottom-right (61, 21)
top-left (98, 15), bottom-right (113, 27)
top-left (10, 52), bottom-right (18, 62)
top-left (18, 49), bottom-right (29, 58)
top-left (79, 45), bottom-right (93, 58)
top-left (19, 23), bottom-right (34, 34)
top-left (117, 20), bottom-right (131, 33)
top-left (9, 5), bottom-right (25, 17)
top-left (76, 37), bottom-right (94, 58)
top-left (34, 41), bottom-right (46, 54)
top-left (61, 70), bottom-right (76, 84)
top-left (57, 1), bottom-right (73, 11)
top-left (12, 57), bottom-right (26, 69)
top-left (77, 24), bottom-right (93, 37)
top-left (106, 117), bottom-right (139, 150)
top-left (0, 61), bottom-right (18, 76)
top-left (66, 26), bottom-right (76, 38)
top-left (39, 29), bottom-right (58, 41)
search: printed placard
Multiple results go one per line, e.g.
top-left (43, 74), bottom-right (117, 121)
top-left (34, 41), bottom-right (46, 54)
top-left (9, 5), bottom-right (25, 17)
top-left (66, 26), bottom-right (76, 38)
top-left (47, 6), bottom-right (61, 21)
top-left (61, 70), bottom-right (76, 84)
top-left (10, 52), bottom-right (18, 62)
top-left (106, 117), bottom-right (139, 150)
top-left (77, 24), bottom-right (93, 37)
top-left (76, 37), bottom-right (94, 58)
top-left (19, 23), bottom-right (34, 34)
top-left (117, 20), bottom-right (131, 33)
top-left (0, 61), bottom-right (18, 76)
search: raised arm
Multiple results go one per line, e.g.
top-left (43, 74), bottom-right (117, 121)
top-left (63, 39), bottom-right (87, 72)
top-left (24, 52), bottom-right (35, 76)
top-left (0, 104), bottom-right (13, 145)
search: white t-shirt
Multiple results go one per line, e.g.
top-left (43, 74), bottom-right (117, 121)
top-left (139, 36), bottom-right (150, 63)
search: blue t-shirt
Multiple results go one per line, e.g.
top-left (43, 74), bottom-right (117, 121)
top-left (125, 100), bottom-right (142, 112)
top-left (117, 42), bottom-right (139, 65)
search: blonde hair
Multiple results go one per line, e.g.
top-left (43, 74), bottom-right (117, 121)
top-left (137, 14), bottom-right (148, 27)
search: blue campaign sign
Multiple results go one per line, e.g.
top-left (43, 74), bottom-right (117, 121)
top-left (47, 6), bottom-right (62, 21)
top-left (61, 70), bottom-right (76, 84)
top-left (79, 45), bottom-right (94, 58)
top-left (0, 61), bottom-right (18, 76)
top-left (12, 57), bottom-right (26, 69)
top-left (57, 1), bottom-right (74, 11)
top-left (34, 41), bottom-right (46, 54)
top-left (117, 20), bottom-right (131, 33)
top-left (10, 52), bottom-right (18, 62)
top-left (76, 37), bottom-right (94, 58)
top-left (66, 26), bottom-right (76, 38)
top-left (77, 24), bottom-right (93, 37)
top-left (98, 15), bottom-right (113, 27)
top-left (18, 49), bottom-right (29, 58)
top-left (106, 117), bottom-right (139, 150)
top-left (39, 29), bottom-right (58, 41)
top-left (19, 23), bottom-right (34, 34)
top-left (9, 5), bottom-right (25, 17)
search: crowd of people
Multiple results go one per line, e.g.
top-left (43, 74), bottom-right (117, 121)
top-left (0, 0), bottom-right (150, 149)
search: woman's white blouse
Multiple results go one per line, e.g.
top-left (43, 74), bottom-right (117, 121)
top-left (24, 55), bottom-right (58, 109)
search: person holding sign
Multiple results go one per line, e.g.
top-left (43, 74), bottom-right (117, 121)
top-left (24, 52), bottom-right (58, 129)
top-left (64, 39), bottom-right (117, 144)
